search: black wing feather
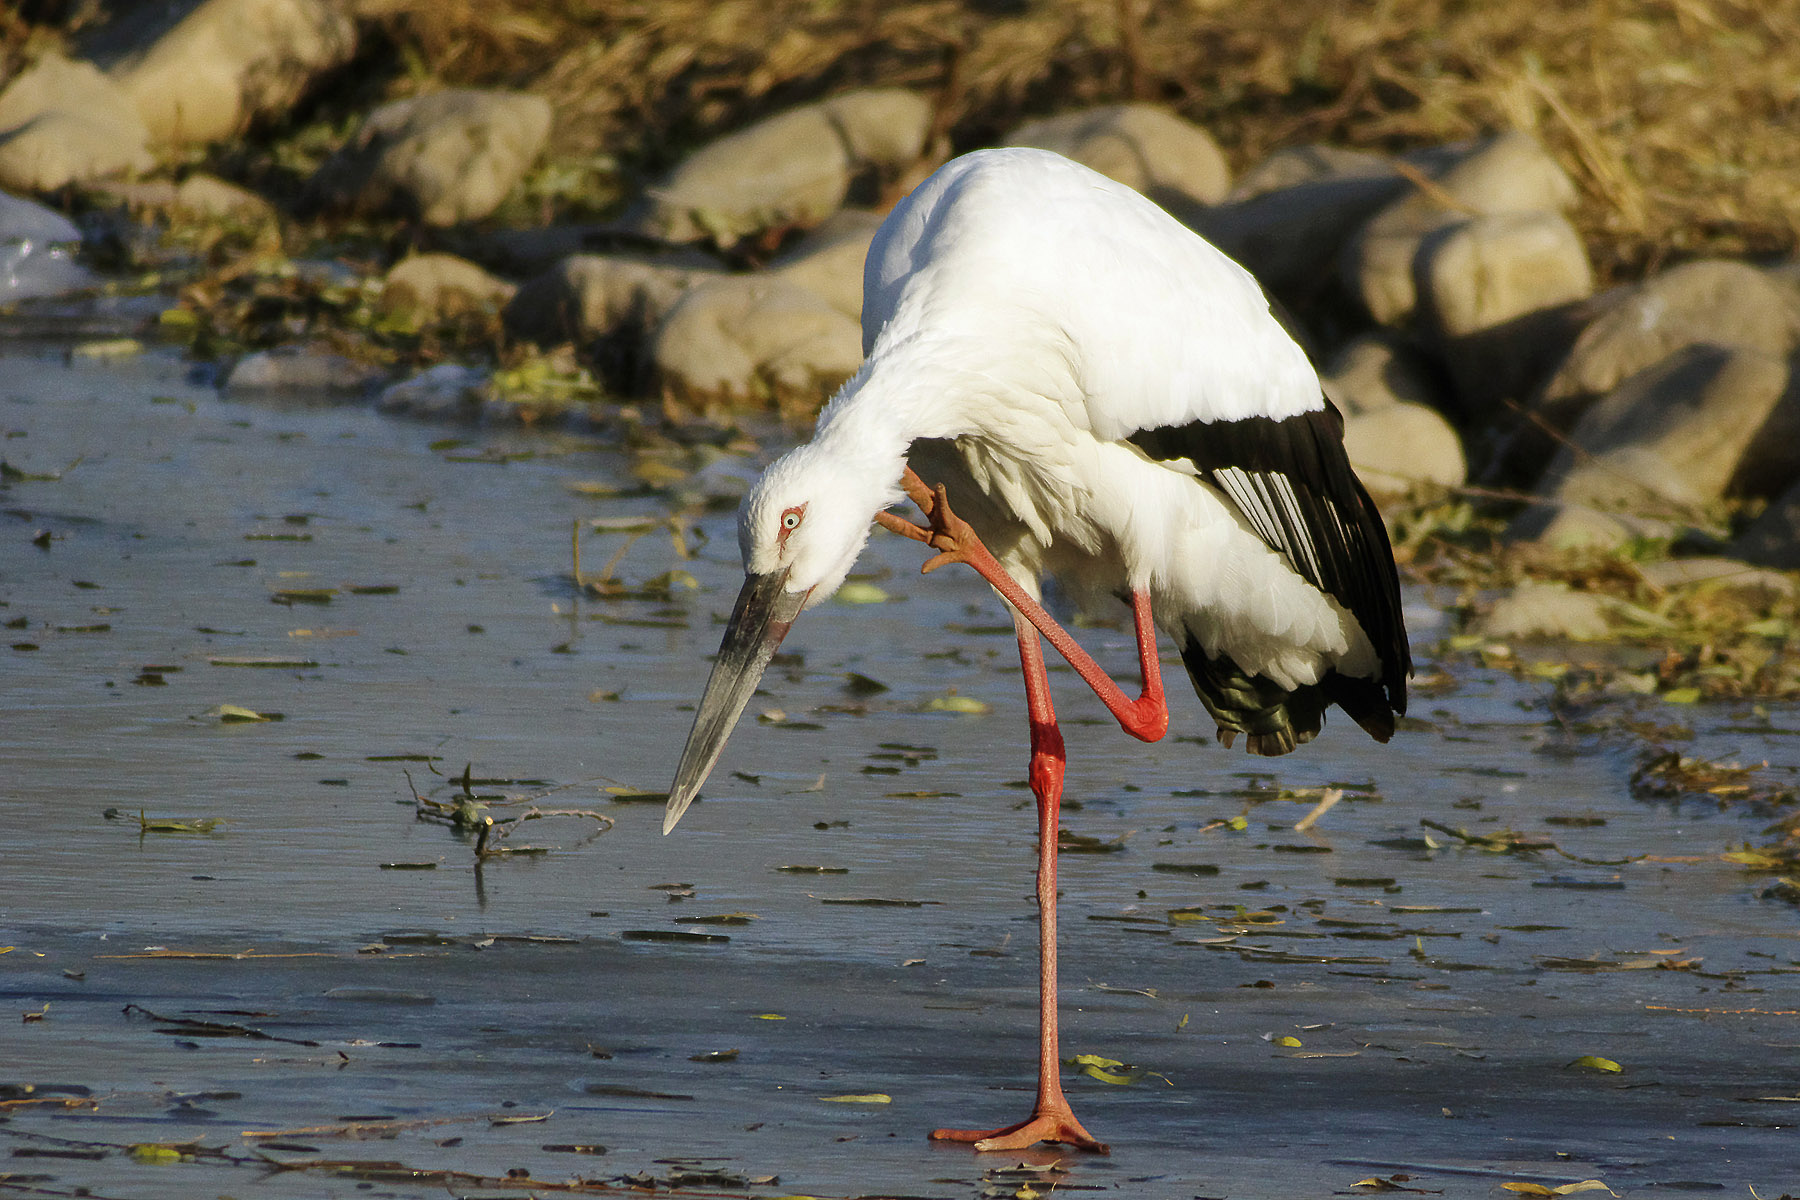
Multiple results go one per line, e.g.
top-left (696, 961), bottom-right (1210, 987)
top-left (1129, 403), bottom-right (1411, 717)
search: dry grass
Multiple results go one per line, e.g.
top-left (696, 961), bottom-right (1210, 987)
top-left (343, 0), bottom-right (1800, 281)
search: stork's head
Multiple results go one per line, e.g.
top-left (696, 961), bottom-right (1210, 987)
top-left (663, 440), bottom-right (897, 833)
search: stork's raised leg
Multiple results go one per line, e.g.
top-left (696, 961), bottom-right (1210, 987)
top-left (877, 467), bottom-right (1170, 1153)
top-left (875, 468), bottom-right (1168, 743)
top-left (929, 612), bottom-right (1107, 1152)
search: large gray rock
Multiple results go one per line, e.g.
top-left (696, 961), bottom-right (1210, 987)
top-left (377, 363), bottom-right (493, 421)
top-left (762, 209), bottom-right (884, 319)
top-left (1474, 580), bottom-right (1612, 641)
top-left (1343, 132), bottom-right (1578, 327)
top-left (1418, 210), bottom-right (1592, 340)
top-left (0, 189), bottom-right (97, 300)
top-left (1634, 556), bottom-right (1796, 602)
top-left (635, 89), bottom-right (932, 245)
top-left (1197, 145), bottom-right (1407, 294)
top-left (1731, 479), bottom-right (1800, 570)
top-left (1006, 104), bottom-right (1230, 209)
top-left (225, 346), bottom-right (384, 394)
top-left (1417, 209), bottom-right (1594, 412)
top-left (1515, 343), bottom-right (1800, 548)
top-left (0, 52), bottom-right (154, 190)
top-left (1341, 402), bottom-right (1468, 500)
top-left (310, 90), bottom-right (553, 226)
top-left (1536, 260), bottom-right (1800, 428)
top-left (1322, 335), bottom-right (1466, 499)
top-left (1320, 334), bottom-right (1441, 415)
top-left (504, 254), bottom-right (712, 346)
top-left (110, 0), bottom-right (356, 147)
top-left (96, 173), bottom-right (278, 224)
top-left (652, 275), bottom-right (863, 400)
top-left (381, 253), bottom-right (516, 325)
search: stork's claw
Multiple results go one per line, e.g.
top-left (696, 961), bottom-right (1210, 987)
top-left (931, 1105), bottom-right (1110, 1154)
top-left (874, 468), bottom-right (986, 575)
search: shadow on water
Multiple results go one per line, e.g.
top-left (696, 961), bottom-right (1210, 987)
top-left (3, 345), bottom-right (1797, 1198)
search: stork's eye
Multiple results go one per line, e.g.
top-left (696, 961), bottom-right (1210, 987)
top-left (780, 507), bottom-right (804, 532)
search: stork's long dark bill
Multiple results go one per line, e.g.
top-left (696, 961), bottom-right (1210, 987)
top-left (664, 570), bottom-right (810, 834)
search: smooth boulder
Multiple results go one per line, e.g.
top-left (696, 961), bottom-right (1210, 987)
top-left (0, 52), bottom-right (154, 190)
top-left (1536, 259), bottom-right (1800, 427)
top-left (634, 89), bottom-right (932, 245)
top-left (310, 90), bottom-right (553, 226)
top-left (381, 253), bottom-right (517, 325)
top-left (1516, 344), bottom-right (1800, 547)
top-left (652, 275), bottom-right (862, 400)
top-left (1006, 104), bottom-right (1230, 209)
top-left (1343, 132), bottom-right (1579, 328)
top-left (110, 0), bottom-right (356, 147)
top-left (504, 254), bottom-right (711, 346)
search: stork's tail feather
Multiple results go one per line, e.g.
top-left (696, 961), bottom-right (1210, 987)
top-left (1180, 638), bottom-right (1396, 757)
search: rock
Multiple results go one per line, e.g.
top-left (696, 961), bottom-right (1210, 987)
top-left (652, 275), bottom-right (863, 400)
top-left (377, 363), bottom-right (493, 420)
top-left (1731, 479), bottom-right (1800, 570)
top-left (1321, 330), bottom-right (1466, 498)
top-left (109, 0), bottom-right (356, 147)
top-left (1196, 145), bottom-right (1407, 294)
top-left (635, 89), bottom-right (932, 245)
top-left (1343, 131), bottom-right (1578, 327)
top-left (1536, 260), bottom-right (1800, 428)
top-left (225, 346), bottom-right (384, 394)
top-left (1634, 556), bottom-right (1796, 601)
top-left (172, 174), bottom-right (279, 223)
top-left (310, 89), bottom-right (553, 226)
top-left (0, 189), bottom-right (96, 300)
top-left (0, 190), bottom-right (80, 244)
top-left (1514, 343), bottom-right (1800, 547)
top-left (1341, 401), bottom-right (1468, 500)
top-left (504, 253), bottom-right (711, 346)
top-left (1230, 144), bottom-right (1396, 200)
top-left (0, 52), bottom-right (154, 190)
top-left (1417, 210), bottom-right (1592, 340)
top-left (1006, 104), bottom-right (1230, 209)
top-left (1320, 334), bottom-right (1441, 415)
top-left (380, 253), bottom-right (516, 325)
top-left (1475, 580), bottom-right (1612, 641)
top-left (96, 173), bottom-right (278, 225)
top-left (764, 209), bottom-right (884, 319)
top-left (1416, 210), bottom-right (1594, 413)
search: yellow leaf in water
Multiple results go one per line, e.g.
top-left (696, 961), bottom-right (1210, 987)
top-left (129, 1144), bottom-right (184, 1164)
top-left (1722, 851), bottom-right (1785, 869)
top-left (215, 703), bottom-right (271, 722)
top-left (1661, 687), bottom-right (1701, 705)
top-left (1568, 1055), bottom-right (1622, 1073)
top-left (1068, 1053), bottom-right (1140, 1085)
top-left (820, 1093), bottom-right (890, 1103)
top-left (1501, 1185), bottom-right (1555, 1196)
top-left (925, 694), bottom-right (990, 714)
top-left (1273, 1035), bottom-right (1303, 1048)
top-left (71, 338), bottom-right (143, 360)
top-left (834, 582), bottom-right (889, 605)
top-left (754, 1013), bottom-right (785, 1020)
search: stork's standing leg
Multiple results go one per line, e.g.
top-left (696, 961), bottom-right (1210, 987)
top-left (929, 612), bottom-right (1107, 1152)
top-left (878, 468), bottom-right (1169, 1153)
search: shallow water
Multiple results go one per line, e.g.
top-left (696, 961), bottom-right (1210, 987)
top-left (2, 344), bottom-right (1797, 1198)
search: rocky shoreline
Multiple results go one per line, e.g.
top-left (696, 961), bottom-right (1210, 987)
top-left (2, 0), bottom-right (1798, 720)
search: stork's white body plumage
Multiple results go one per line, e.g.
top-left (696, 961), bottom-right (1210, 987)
top-left (764, 148), bottom-right (1400, 720)
top-left (669, 146), bottom-right (1410, 1152)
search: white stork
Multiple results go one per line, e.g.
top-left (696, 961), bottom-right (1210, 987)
top-left (663, 147), bottom-right (1410, 1153)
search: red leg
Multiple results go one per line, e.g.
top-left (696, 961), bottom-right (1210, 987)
top-left (875, 467), bottom-right (1168, 742)
top-left (929, 614), bottom-right (1109, 1154)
